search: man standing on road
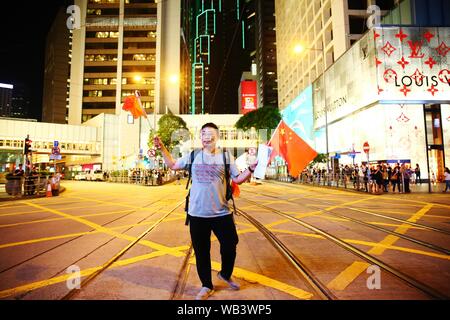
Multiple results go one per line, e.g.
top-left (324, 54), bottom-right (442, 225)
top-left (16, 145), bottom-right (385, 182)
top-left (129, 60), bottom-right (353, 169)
top-left (153, 122), bottom-right (257, 300)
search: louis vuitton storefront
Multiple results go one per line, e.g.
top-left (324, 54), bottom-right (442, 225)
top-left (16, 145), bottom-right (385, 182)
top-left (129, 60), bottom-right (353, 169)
top-left (311, 26), bottom-right (450, 190)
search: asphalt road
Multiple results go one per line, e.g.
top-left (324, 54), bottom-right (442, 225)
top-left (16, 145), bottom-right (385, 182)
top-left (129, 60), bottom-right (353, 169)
top-left (0, 180), bottom-right (448, 300)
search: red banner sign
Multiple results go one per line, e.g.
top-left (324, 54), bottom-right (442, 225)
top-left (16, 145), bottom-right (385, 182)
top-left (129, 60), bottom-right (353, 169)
top-left (241, 81), bottom-right (257, 114)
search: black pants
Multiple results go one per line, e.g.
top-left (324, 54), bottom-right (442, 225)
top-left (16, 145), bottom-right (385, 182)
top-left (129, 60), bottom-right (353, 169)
top-left (189, 214), bottom-right (239, 289)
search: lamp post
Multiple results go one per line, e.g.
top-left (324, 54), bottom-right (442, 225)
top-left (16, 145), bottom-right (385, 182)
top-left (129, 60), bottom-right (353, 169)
top-left (293, 42), bottom-right (330, 183)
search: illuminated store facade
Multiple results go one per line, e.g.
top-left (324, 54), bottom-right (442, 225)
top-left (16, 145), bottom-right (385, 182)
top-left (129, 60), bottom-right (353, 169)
top-left (310, 26), bottom-right (450, 182)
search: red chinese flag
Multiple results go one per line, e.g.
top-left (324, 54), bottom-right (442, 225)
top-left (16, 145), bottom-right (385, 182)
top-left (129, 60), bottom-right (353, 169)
top-left (122, 94), bottom-right (147, 119)
top-left (268, 120), bottom-right (318, 177)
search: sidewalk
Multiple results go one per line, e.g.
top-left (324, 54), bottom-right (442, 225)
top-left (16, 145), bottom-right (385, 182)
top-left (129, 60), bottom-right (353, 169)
top-left (268, 178), bottom-right (449, 194)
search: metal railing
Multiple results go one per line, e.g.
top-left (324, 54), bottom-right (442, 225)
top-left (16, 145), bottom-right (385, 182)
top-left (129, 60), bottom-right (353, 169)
top-left (107, 172), bottom-right (177, 186)
top-left (2, 175), bottom-right (52, 199)
top-left (266, 172), bottom-right (405, 194)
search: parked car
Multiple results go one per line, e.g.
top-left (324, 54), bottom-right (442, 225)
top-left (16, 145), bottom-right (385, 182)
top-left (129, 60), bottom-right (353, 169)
top-left (74, 172), bottom-right (87, 181)
top-left (86, 169), bottom-right (104, 181)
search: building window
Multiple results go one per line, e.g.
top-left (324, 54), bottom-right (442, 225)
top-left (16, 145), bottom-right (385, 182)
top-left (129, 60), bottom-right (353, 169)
top-left (348, 0), bottom-right (367, 10)
top-left (349, 16), bottom-right (367, 35)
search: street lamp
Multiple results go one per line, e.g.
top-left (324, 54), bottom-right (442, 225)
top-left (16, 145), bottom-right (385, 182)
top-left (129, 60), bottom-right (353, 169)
top-left (293, 42), bottom-right (330, 183)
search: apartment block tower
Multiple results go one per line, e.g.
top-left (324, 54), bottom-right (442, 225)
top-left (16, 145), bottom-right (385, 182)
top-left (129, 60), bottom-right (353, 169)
top-left (68, 0), bottom-right (180, 125)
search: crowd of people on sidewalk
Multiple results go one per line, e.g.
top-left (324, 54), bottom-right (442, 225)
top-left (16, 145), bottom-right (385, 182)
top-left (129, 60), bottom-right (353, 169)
top-left (103, 168), bottom-right (181, 186)
top-left (298, 163), bottom-right (450, 194)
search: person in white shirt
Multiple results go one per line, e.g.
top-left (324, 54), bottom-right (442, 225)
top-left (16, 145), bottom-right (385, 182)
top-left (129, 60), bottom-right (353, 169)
top-left (154, 122), bottom-right (257, 300)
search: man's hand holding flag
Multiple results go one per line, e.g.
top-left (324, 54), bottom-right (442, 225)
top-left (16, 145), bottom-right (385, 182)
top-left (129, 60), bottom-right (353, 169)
top-left (267, 120), bottom-right (318, 177)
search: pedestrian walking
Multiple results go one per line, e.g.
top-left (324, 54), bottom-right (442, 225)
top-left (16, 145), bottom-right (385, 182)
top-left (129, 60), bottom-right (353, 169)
top-left (153, 122), bottom-right (257, 300)
top-left (443, 167), bottom-right (450, 192)
top-left (415, 164), bottom-right (421, 184)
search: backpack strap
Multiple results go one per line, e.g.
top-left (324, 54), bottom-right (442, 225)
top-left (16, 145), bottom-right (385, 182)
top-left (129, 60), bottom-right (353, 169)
top-left (184, 149), bottom-right (198, 225)
top-left (185, 150), bottom-right (196, 190)
top-left (222, 149), bottom-right (237, 215)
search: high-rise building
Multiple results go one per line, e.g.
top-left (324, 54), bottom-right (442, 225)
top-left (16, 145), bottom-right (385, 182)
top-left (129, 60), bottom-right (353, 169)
top-left (10, 83), bottom-right (31, 119)
top-left (181, 0), bottom-right (253, 115)
top-left (254, 0), bottom-right (278, 108)
top-left (275, 0), bottom-right (398, 110)
top-left (0, 83), bottom-right (13, 117)
top-left (68, 0), bottom-right (180, 125)
top-left (42, 7), bottom-right (71, 124)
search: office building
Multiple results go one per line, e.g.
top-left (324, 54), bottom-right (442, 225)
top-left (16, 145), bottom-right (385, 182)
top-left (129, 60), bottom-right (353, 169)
top-left (0, 83), bottom-right (13, 117)
top-left (68, 0), bottom-right (180, 125)
top-left (42, 7), bottom-right (71, 124)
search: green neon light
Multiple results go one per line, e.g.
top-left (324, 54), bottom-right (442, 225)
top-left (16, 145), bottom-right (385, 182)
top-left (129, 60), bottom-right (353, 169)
top-left (197, 9), bottom-right (216, 35)
top-left (242, 21), bottom-right (245, 49)
top-left (191, 62), bottom-right (205, 114)
top-left (191, 64), bottom-right (196, 114)
top-left (237, 0), bottom-right (239, 20)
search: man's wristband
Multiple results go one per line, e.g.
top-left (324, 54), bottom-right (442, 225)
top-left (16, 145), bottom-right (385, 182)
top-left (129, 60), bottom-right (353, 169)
top-left (248, 167), bottom-right (254, 173)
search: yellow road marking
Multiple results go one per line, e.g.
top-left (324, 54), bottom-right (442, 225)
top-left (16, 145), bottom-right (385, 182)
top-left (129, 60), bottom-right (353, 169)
top-left (326, 203), bottom-right (435, 290)
top-left (64, 195), bottom-right (161, 209)
top-left (0, 209), bottom-right (132, 228)
top-left (269, 228), bottom-right (450, 260)
top-left (0, 202), bottom-right (128, 218)
top-left (369, 203), bottom-right (433, 255)
top-left (210, 261), bottom-right (313, 300)
top-left (0, 216), bottom-right (186, 249)
top-left (0, 248), bottom-right (189, 299)
top-left (0, 203), bottom-right (176, 228)
top-left (380, 196), bottom-right (450, 210)
top-left (20, 201), bottom-right (186, 257)
top-left (0, 248), bottom-right (312, 300)
top-left (327, 261), bottom-right (370, 291)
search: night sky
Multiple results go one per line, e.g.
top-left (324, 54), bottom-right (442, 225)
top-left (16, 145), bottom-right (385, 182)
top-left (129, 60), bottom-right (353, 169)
top-left (0, 1), bottom-right (71, 120)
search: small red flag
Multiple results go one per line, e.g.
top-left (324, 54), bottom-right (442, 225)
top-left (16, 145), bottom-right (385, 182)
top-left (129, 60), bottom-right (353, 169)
top-left (268, 120), bottom-right (318, 177)
top-left (122, 92), bottom-right (147, 119)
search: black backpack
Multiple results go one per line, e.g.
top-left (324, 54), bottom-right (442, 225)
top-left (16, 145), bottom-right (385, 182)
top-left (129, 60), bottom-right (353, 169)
top-left (184, 149), bottom-right (236, 225)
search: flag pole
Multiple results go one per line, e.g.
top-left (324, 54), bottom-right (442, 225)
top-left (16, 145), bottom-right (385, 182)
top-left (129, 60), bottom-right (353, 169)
top-left (135, 90), bottom-right (153, 130)
top-left (267, 119), bottom-right (283, 145)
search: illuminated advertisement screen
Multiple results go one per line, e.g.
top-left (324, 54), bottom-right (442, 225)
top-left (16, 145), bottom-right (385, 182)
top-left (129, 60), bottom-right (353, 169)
top-left (241, 81), bottom-right (257, 114)
top-left (281, 85), bottom-right (314, 146)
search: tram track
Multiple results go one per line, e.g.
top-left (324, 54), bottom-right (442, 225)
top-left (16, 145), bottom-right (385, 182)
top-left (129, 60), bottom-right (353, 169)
top-left (238, 195), bottom-right (449, 300)
top-left (236, 207), bottom-right (335, 300)
top-left (243, 188), bottom-right (450, 255)
top-left (3, 181), bottom-right (448, 300)
top-left (267, 181), bottom-right (450, 235)
top-left (0, 196), bottom-right (173, 276)
top-left (170, 243), bottom-right (194, 300)
top-left (61, 199), bottom-right (185, 300)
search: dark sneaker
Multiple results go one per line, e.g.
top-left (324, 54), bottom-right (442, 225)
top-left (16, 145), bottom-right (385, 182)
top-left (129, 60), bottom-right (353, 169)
top-left (217, 272), bottom-right (240, 290)
top-left (195, 287), bottom-right (214, 300)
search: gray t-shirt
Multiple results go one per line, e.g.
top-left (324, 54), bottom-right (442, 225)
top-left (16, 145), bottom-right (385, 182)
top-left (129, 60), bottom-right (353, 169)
top-left (176, 149), bottom-right (240, 218)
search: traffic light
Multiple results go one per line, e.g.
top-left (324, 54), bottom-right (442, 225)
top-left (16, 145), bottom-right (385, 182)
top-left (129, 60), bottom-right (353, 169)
top-left (24, 136), bottom-right (32, 155)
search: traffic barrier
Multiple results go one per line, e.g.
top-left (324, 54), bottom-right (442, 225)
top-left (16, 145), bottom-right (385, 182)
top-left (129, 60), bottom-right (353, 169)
top-left (46, 184), bottom-right (52, 197)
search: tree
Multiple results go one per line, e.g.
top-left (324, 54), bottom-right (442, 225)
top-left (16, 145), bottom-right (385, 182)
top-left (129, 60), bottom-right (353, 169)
top-left (235, 106), bottom-right (281, 141)
top-left (147, 112), bottom-right (189, 153)
top-left (311, 153), bottom-right (328, 166)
